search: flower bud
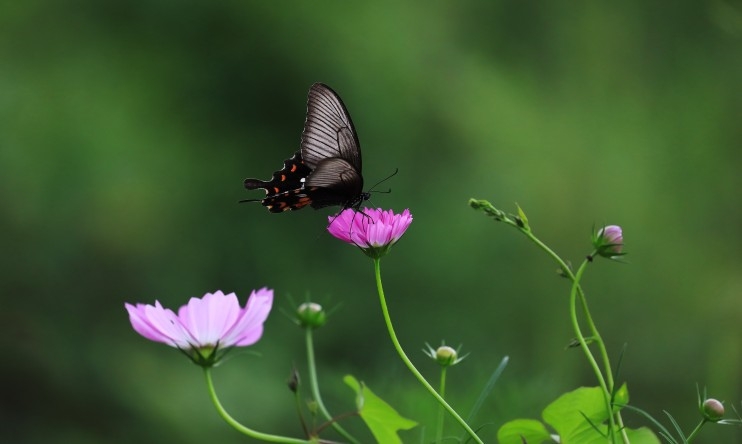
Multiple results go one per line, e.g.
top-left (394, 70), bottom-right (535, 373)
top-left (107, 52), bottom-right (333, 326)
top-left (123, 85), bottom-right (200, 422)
top-left (593, 225), bottom-right (625, 259)
top-left (435, 345), bottom-right (458, 366)
top-left (701, 398), bottom-right (724, 421)
top-left (287, 367), bottom-right (300, 393)
top-left (296, 302), bottom-right (327, 329)
top-left (424, 342), bottom-right (468, 367)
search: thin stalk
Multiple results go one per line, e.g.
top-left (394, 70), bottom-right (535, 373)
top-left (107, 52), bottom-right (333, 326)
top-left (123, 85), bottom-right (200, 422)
top-left (521, 230), bottom-right (629, 444)
top-left (373, 258), bottom-right (483, 444)
top-left (569, 261), bottom-right (617, 443)
top-left (435, 366), bottom-right (448, 443)
top-left (686, 419), bottom-right (707, 442)
top-left (204, 368), bottom-right (312, 443)
top-left (305, 328), bottom-right (359, 444)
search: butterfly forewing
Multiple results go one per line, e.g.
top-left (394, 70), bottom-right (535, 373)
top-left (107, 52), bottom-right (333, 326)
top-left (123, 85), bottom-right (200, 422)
top-left (302, 83), bottom-right (362, 173)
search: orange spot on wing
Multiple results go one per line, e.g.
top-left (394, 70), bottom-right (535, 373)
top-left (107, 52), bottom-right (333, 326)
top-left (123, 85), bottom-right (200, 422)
top-left (290, 164), bottom-right (298, 172)
top-left (280, 174), bottom-right (286, 181)
top-left (273, 187), bottom-right (280, 194)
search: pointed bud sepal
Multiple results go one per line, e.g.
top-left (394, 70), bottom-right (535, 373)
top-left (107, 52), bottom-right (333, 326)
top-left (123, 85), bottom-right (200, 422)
top-left (591, 225), bottom-right (626, 260)
top-left (424, 342), bottom-right (468, 367)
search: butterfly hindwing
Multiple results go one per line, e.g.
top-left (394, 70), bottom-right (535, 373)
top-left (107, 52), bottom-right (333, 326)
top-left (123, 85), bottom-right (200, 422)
top-left (305, 158), bottom-right (363, 209)
top-left (243, 151), bottom-right (314, 212)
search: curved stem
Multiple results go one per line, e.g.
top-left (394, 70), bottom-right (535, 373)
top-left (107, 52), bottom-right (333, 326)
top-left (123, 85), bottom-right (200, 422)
top-left (575, 277), bottom-right (629, 443)
top-left (473, 201), bottom-right (629, 442)
top-left (570, 261), bottom-right (617, 442)
top-left (204, 368), bottom-right (312, 444)
top-left (305, 328), bottom-right (360, 444)
top-left (522, 231), bottom-right (629, 444)
top-left (373, 258), bottom-right (483, 444)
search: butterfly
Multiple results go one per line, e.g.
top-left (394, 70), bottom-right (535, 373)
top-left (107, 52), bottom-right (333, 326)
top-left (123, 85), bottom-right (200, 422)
top-left (242, 83), bottom-right (370, 213)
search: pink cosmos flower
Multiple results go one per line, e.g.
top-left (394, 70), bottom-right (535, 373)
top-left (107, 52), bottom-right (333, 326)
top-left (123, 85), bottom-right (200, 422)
top-left (328, 208), bottom-right (413, 258)
top-left (125, 289), bottom-right (273, 366)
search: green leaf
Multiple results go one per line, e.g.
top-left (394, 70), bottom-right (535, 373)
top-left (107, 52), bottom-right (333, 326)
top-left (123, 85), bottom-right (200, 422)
top-left (497, 418), bottom-right (552, 444)
top-left (344, 375), bottom-right (417, 444)
top-left (613, 382), bottom-right (629, 411)
top-left (542, 386), bottom-right (610, 443)
top-left (625, 426), bottom-right (662, 444)
top-left (542, 386), bottom-right (661, 444)
top-left (498, 386), bottom-right (660, 444)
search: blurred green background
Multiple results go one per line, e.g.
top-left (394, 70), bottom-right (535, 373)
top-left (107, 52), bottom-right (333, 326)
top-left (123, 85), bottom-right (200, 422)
top-left (2, 1), bottom-right (741, 443)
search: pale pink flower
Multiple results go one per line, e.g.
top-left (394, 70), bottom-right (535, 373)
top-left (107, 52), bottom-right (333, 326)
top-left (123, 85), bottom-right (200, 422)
top-left (125, 289), bottom-right (273, 366)
top-left (328, 208), bottom-right (413, 258)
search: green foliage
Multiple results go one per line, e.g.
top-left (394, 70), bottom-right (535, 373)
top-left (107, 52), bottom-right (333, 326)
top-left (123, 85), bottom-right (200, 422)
top-left (497, 419), bottom-right (552, 444)
top-left (344, 375), bottom-right (418, 444)
top-left (498, 386), bottom-right (659, 444)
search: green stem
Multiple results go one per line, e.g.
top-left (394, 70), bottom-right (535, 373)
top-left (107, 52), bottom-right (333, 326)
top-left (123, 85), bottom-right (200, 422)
top-left (203, 368), bottom-right (312, 443)
top-left (569, 261), bottom-right (617, 442)
top-left (474, 200), bottom-right (629, 442)
top-left (520, 229), bottom-right (629, 444)
top-left (305, 328), bottom-right (360, 444)
top-left (435, 366), bottom-right (448, 443)
top-left (686, 419), bottom-right (707, 442)
top-left (373, 258), bottom-right (483, 444)
top-left (575, 272), bottom-right (630, 443)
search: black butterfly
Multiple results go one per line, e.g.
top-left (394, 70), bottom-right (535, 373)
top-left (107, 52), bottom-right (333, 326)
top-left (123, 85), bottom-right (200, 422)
top-left (242, 83), bottom-right (370, 213)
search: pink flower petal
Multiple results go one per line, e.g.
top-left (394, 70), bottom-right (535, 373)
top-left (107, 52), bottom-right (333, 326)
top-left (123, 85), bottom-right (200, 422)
top-left (224, 287), bottom-right (274, 347)
top-left (125, 288), bottom-right (274, 354)
top-left (328, 208), bottom-right (412, 257)
top-left (179, 291), bottom-right (241, 347)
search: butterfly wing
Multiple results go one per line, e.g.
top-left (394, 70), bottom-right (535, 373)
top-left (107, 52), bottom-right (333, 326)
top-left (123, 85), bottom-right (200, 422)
top-left (301, 83), bottom-right (362, 174)
top-left (243, 83), bottom-right (368, 212)
top-left (243, 151), bottom-right (315, 212)
top-left (304, 157), bottom-right (364, 209)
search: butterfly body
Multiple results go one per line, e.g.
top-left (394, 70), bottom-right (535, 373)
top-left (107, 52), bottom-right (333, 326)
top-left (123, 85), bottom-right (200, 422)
top-left (243, 83), bottom-right (369, 213)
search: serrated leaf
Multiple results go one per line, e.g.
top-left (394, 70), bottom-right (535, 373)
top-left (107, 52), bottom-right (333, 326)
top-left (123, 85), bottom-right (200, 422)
top-left (344, 375), bottom-right (417, 444)
top-left (497, 418), bottom-right (552, 444)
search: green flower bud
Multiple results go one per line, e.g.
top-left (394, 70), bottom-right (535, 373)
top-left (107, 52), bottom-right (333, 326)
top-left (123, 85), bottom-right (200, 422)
top-left (701, 398), bottom-right (724, 421)
top-left (296, 302), bottom-right (327, 329)
top-left (423, 342), bottom-right (468, 367)
top-left (435, 345), bottom-right (458, 366)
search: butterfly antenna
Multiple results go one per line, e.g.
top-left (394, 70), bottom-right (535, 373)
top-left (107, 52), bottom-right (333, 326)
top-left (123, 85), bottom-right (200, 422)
top-left (367, 168), bottom-right (399, 192)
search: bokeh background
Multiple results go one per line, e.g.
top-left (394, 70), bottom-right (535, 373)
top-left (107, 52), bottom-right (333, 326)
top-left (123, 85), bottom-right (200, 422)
top-left (2, 1), bottom-right (741, 443)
